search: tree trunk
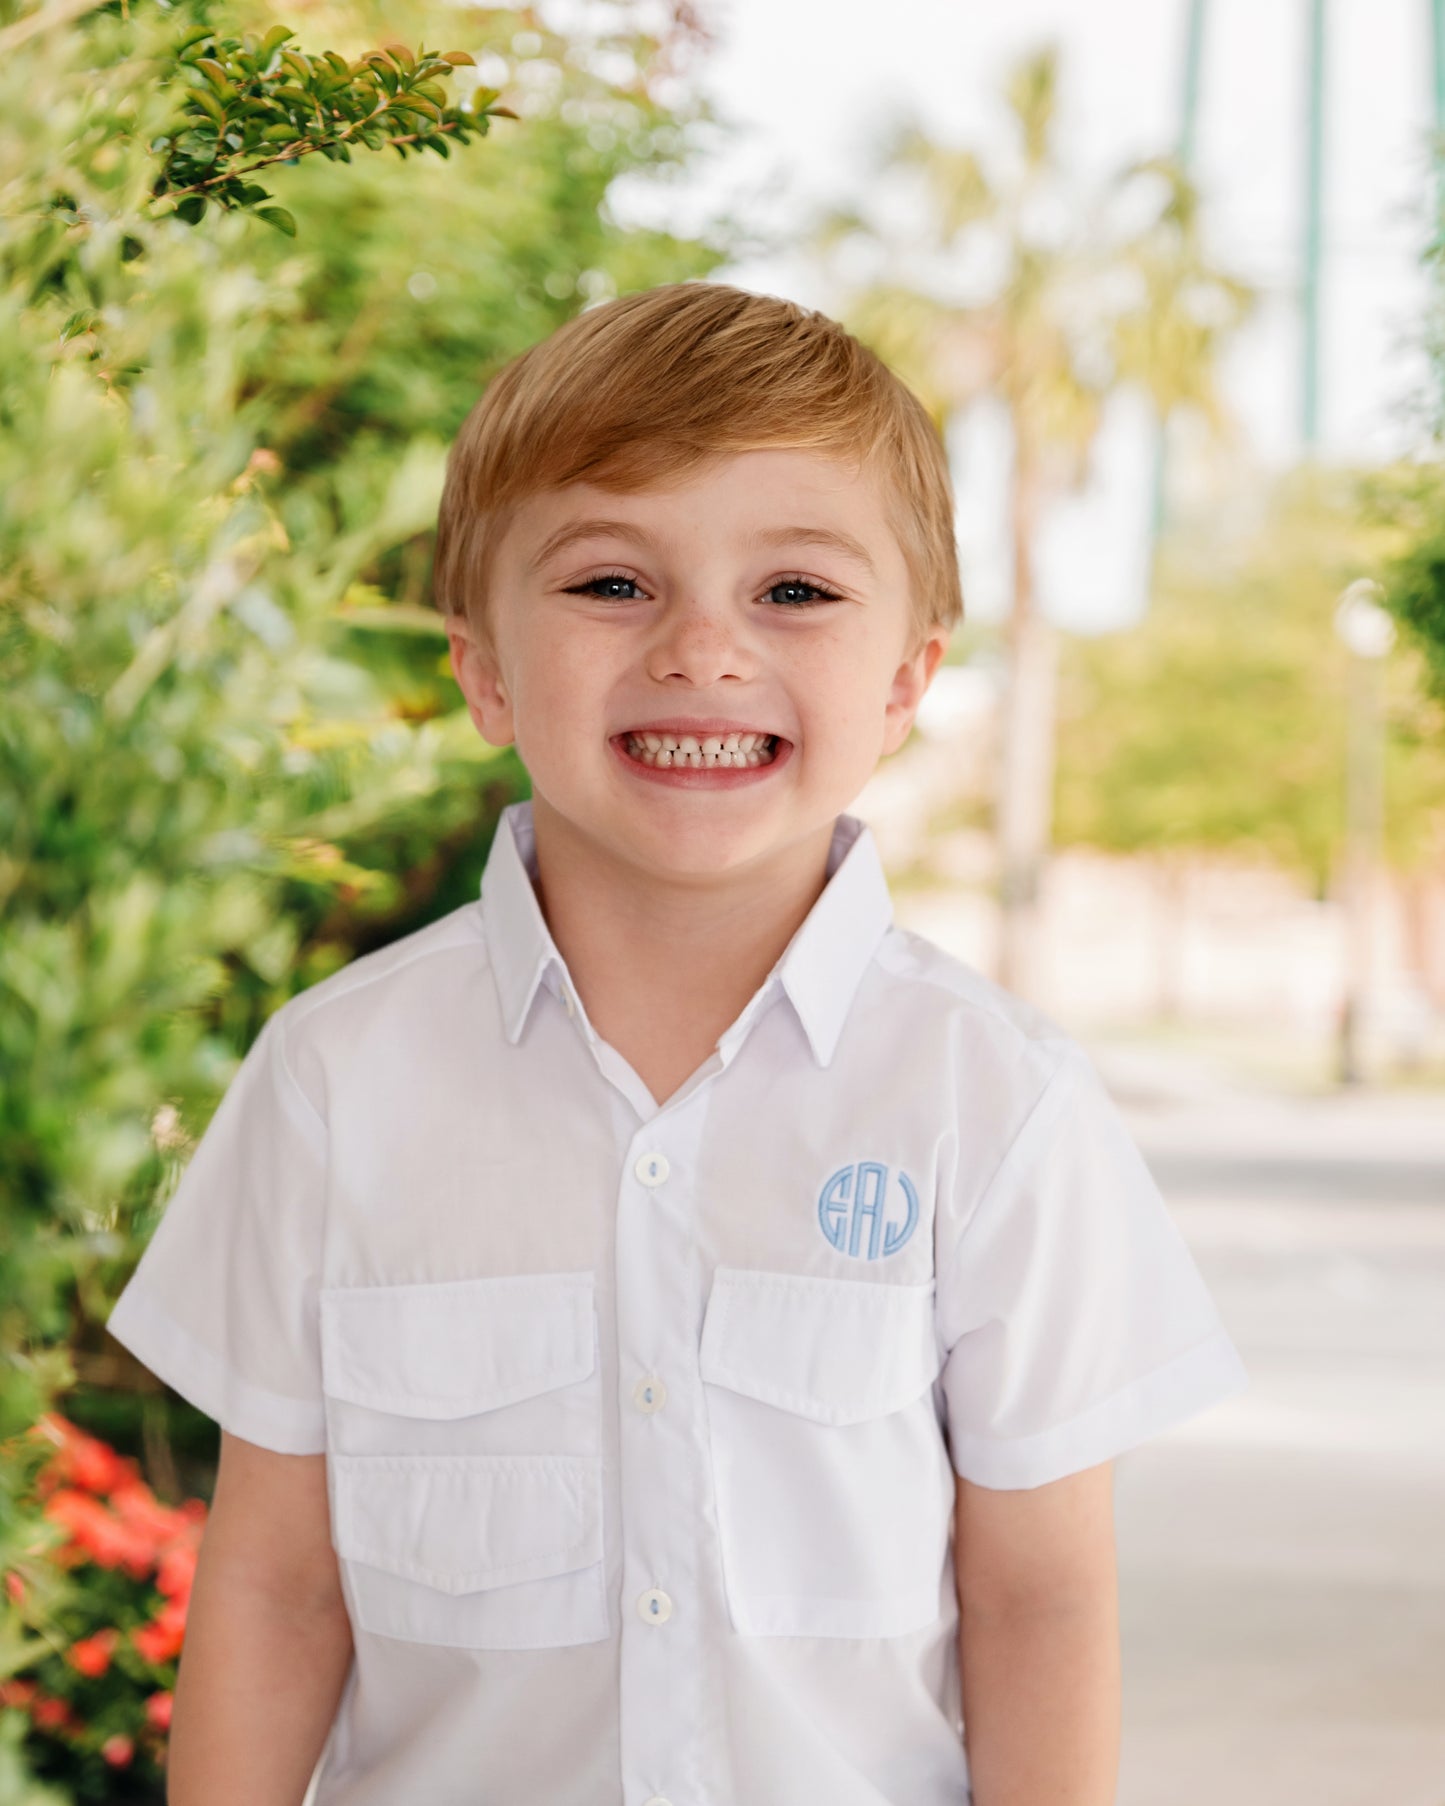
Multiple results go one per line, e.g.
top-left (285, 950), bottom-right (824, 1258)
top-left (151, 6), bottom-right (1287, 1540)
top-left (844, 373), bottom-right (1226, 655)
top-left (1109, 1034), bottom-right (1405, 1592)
top-left (1154, 853), bottom-right (1188, 1022)
top-left (995, 469), bottom-right (1059, 1000)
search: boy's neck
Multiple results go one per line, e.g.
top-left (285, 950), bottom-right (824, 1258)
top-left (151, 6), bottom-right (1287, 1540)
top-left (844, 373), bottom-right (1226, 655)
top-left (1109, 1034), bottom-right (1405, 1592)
top-left (526, 795), bottom-right (837, 1100)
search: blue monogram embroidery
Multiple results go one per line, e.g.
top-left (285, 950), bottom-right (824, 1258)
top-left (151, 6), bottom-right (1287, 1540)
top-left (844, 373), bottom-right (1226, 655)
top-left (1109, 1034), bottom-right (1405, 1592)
top-left (817, 1162), bottom-right (919, 1260)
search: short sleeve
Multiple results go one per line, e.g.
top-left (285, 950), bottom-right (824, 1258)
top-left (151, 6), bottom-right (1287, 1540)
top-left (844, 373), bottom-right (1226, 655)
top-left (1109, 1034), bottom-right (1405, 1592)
top-left (105, 1007), bottom-right (328, 1455)
top-left (937, 1042), bottom-right (1247, 1489)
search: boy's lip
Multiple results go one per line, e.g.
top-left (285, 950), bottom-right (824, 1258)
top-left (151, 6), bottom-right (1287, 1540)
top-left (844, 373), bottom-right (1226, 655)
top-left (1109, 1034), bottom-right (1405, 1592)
top-left (614, 719), bottom-right (788, 741)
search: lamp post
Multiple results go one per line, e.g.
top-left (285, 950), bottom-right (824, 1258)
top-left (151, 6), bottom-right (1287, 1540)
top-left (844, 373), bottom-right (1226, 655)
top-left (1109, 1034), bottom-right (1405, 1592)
top-left (1333, 579), bottom-right (1395, 1086)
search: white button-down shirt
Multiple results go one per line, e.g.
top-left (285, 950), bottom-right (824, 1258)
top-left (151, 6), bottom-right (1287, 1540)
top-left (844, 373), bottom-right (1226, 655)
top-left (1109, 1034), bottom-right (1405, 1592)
top-left (108, 799), bottom-right (1247, 1806)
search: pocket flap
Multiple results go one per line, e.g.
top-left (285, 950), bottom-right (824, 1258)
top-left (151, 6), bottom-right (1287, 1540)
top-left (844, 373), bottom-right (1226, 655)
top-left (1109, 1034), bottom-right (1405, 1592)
top-left (319, 1272), bottom-right (595, 1419)
top-left (699, 1267), bottom-right (941, 1425)
top-left (331, 1452), bottom-right (603, 1594)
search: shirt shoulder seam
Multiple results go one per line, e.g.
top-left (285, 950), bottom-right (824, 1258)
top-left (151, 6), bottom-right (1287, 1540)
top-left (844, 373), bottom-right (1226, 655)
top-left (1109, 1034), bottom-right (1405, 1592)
top-left (875, 930), bottom-right (1076, 1057)
top-left (283, 907), bottom-right (488, 1034)
top-left (941, 1038), bottom-right (1082, 1274)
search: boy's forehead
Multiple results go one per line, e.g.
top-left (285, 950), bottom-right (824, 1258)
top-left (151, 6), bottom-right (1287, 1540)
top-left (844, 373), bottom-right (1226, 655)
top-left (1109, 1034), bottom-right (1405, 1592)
top-left (505, 447), bottom-right (904, 570)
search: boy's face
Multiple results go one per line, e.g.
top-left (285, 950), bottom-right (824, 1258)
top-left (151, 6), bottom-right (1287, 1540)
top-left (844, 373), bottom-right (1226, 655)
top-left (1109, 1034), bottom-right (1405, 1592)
top-left (445, 447), bottom-right (950, 885)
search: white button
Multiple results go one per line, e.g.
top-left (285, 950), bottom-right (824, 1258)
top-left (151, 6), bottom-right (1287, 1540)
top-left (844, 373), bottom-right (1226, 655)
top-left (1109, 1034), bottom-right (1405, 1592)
top-left (643, 1798), bottom-right (673, 1805)
top-left (637, 1587), bottom-right (672, 1625)
top-left (634, 1150), bottom-right (670, 1186)
top-left (562, 988), bottom-right (575, 1017)
top-left (633, 1375), bottom-right (667, 1414)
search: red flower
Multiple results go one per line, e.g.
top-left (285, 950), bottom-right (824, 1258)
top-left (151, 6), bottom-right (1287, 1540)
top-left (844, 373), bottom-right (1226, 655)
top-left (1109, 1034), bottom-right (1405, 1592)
top-left (111, 1478), bottom-right (192, 1546)
top-left (44, 1488), bottom-right (156, 1578)
top-left (131, 1596), bottom-right (188, 1664)
top-left (33, 1414), bottom-right (138, 1497)
top-left (155, 1542), bottom-right (198, 1602)
top-left (0, 1678), bottom-right (38, 1709)
top-left (3, 1570), bottom-right (24, 1604)
top-left (101, 1732), bottom-right (135, 1767)
top-left (31, 1692), bottom-right (74, 1731)
top-left (144, 1689), bottom-right (174, 1730)
top-left (65, 1627), bottom-right (119, 1678)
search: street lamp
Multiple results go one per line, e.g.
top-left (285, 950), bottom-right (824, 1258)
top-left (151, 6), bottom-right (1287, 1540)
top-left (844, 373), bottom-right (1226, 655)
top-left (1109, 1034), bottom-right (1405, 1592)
top-left (1332, 579), bottom-right (1395, 1086)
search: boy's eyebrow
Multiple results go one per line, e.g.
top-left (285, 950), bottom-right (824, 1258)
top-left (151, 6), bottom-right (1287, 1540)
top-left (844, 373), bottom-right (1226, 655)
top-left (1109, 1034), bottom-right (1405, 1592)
top-left (745, 525), bottom-right (877, 576)
top-left (527, 519), bottom-right (659, 572)
top-left (526, 519), bottom-right (878, 577)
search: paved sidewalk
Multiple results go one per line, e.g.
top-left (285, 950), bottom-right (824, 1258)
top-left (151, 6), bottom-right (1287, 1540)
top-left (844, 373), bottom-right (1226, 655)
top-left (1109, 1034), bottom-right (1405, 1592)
top-left (1094, 1042), bottom-right (1445, 1806)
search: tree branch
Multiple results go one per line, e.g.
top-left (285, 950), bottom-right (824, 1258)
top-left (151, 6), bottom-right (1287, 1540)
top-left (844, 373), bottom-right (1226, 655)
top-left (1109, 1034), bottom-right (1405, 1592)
top-left (153, 119), bottom-right (470, 205)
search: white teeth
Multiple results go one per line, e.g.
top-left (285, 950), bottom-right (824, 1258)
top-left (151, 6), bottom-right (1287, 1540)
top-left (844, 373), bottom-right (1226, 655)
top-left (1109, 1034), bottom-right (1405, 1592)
top-left (623, 729), bottom-right (778, 770)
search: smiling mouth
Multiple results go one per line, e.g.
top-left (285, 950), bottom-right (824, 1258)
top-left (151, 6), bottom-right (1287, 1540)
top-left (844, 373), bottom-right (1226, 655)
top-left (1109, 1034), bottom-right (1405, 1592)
top-left (622, 731), bottom-right (781, 769)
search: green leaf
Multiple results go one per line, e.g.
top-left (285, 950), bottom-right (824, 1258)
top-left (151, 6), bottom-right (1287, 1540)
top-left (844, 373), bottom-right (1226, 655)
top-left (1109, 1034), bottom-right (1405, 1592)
top-left (440, 50), bottom-right (476, 66)
top-left (190, 89), bottom-right (226, 128)
top-left (257, 206), bottom-right (297, 236)
top-left (261, 25), bottom-right (295, 58)
top-left (194, 58), bottom-right (235, 96)
top-left (174, 194), bottom-right (208, 224)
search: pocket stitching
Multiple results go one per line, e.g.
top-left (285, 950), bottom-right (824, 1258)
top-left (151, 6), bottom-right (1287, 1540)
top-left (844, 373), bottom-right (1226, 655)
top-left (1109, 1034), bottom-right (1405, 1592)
top-left (331, 1453), bottom-right (603, 1593)
top-left (319, 1272), bottom-right (595, 1417)
top-left (335, 1529), bottom-right (602, 1594)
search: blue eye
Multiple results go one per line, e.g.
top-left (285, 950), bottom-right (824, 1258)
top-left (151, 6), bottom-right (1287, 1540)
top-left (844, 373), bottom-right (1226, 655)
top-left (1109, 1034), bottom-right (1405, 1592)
top-left (766, 578), bottom-right (838, 609)
top-left (569, 573), bottom-right (643, 600)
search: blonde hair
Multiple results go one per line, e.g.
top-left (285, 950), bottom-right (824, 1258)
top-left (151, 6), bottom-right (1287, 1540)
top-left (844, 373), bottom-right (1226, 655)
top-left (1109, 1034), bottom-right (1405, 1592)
top-left (432, 282), bottom-right (963, 654)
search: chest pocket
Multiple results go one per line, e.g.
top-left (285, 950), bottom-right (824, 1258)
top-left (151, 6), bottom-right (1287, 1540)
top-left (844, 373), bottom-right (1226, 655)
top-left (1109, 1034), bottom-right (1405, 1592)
top-left (319, 1272), bottom-right (608, 1650)
top-left (699, 1267), bottom-right (952, 1639)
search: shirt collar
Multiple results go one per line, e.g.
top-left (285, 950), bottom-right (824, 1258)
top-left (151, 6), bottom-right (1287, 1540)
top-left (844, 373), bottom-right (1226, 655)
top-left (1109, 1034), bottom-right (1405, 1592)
top-left (479, 799), bottom-right (893, 1068)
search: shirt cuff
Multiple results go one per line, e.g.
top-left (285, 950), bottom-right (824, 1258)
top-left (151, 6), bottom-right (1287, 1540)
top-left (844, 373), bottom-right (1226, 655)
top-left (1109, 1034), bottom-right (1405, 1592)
top-left (106, 1286), bottom-right (327, 1456)
top-left (945, 1326), bottom-right (1249, 1490)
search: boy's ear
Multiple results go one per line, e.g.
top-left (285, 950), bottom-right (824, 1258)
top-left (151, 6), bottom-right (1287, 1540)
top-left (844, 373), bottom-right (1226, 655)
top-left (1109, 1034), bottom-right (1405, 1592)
top-left (882, 624), bottom-right (951, 756)
top-left (444, 612), bottom-right (516, 749)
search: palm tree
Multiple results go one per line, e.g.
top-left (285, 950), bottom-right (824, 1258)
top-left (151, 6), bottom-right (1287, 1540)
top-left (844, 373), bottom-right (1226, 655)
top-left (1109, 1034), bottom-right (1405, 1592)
top-left (818, 46), bottom-right (1252, 998)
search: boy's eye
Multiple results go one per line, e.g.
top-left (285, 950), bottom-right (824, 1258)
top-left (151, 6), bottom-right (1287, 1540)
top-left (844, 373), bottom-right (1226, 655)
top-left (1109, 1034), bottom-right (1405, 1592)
top-left (569, 573), bottom-right (643, 601)
top-left (765, 577), bottom-right (838, 609)
top-left (564, 572), bottom-right (842, 607)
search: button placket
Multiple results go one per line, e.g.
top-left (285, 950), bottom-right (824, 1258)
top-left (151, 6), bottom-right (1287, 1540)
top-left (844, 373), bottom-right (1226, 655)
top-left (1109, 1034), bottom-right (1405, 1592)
top-left (615, 1105), bottom-right (727, 1802)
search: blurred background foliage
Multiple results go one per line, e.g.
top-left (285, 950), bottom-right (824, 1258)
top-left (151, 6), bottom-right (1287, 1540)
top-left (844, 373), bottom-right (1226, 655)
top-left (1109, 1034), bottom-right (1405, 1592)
top-left (1, 0), bottom-right (722, 1791)
top-left (1057, 472), bottom-right (1445, 887)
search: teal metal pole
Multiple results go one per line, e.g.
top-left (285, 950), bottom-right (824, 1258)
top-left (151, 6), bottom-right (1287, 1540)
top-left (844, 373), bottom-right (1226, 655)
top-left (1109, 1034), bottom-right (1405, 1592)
top-left (1180, 0), bottom-right (1207, 167)
top-left (1302, 0), bottom-right (1326, 450)
top-left (1150, 0), bottom-right (1208, 549)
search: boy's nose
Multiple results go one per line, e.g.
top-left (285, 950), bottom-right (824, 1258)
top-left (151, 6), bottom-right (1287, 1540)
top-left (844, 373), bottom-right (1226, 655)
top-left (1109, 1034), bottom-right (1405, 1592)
top-left (646, 599), bottom-right (752, 683)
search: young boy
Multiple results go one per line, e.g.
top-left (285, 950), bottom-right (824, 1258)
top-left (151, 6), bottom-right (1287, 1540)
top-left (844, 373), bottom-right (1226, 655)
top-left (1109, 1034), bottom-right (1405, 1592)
top-left (106, 281), bottom-right (1248, 1806)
